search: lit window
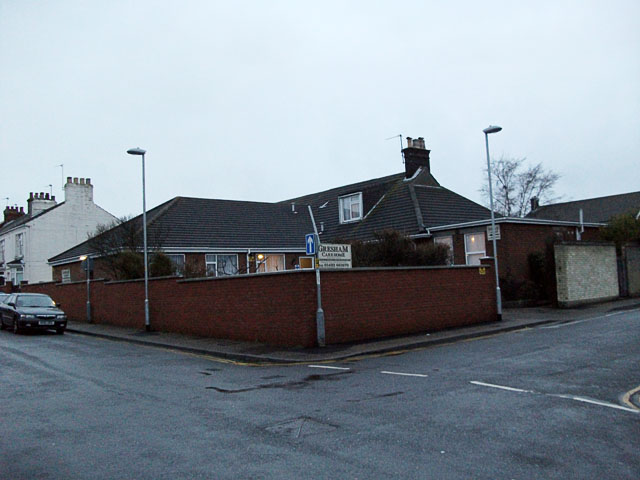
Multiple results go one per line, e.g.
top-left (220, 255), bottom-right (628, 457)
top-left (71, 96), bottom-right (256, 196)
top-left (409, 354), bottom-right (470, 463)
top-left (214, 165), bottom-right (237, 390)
top-left (339, 193), bottom-right (363, 223)
top-left (205, 254), bottom-right (238, 277)
top-left (464, 233), bottom-right (486, 265)
top-left (256, 254), bottom-right (285, 272)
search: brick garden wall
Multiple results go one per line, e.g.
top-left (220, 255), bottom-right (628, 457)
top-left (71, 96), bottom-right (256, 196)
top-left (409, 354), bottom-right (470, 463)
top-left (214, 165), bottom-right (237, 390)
top-left (554, 242), bottom-right (619, 307)
top-left (21, 266), bottom-right (496, 347)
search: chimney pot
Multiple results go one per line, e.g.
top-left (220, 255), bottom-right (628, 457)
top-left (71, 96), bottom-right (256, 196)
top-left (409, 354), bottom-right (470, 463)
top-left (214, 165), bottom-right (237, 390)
top-left (29, 192), bottom-right (34, 200)
top-left (86, 178), bottom-right (91, 185)
top-left (73, 177), bottom-right (79, 184)
top-left (45, 193), bottom-right (50, 200)
top-left (66, 177), bottom-right (72, 184)
top-left (402, 135), bottom-right (431, 178)
top-left (52, 195), bottom-right (55, 201)
top-left (80, 178), bottom-right (85, 184)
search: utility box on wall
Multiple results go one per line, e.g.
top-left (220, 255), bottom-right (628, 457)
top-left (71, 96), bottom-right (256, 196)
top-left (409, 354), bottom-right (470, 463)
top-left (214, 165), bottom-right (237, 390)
top-left (554, 242), bottom-right (619, 308)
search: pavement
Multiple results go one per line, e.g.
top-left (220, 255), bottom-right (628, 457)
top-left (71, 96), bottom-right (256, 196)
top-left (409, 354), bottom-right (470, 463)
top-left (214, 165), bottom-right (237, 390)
top-left (65, 297), bottom-right (640, 365)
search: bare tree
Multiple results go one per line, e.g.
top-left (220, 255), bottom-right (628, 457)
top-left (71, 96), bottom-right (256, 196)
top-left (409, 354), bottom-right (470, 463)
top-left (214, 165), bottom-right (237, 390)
top-left (480, 156), bottom-right (561, 217)
top-left (87, 215), bottom-right (169, 280)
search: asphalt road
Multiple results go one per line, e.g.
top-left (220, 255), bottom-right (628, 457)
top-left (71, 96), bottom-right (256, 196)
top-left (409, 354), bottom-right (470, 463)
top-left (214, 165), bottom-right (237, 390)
top-left (1, 307), bottom-right (638, 479)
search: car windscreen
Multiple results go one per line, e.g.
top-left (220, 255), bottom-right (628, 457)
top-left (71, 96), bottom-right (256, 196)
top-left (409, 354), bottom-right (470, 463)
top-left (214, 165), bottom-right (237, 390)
top-left (16, 296), bottom-right (56, 308)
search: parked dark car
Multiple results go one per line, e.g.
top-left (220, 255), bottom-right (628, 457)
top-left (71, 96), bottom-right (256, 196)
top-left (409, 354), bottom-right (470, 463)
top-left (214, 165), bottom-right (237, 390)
top-left (0, 293), bottom-right (67, 334)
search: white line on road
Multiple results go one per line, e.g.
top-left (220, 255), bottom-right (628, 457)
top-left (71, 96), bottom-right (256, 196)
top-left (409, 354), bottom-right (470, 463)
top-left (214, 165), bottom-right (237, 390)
top-left (308, 365), bottom-right (351, 370)
top-left (381, 371), bottom-right (428, 378)
top-left (553, 395), bottom-right (639, 413)
top-left (541, 308), bottom-right (640, 329)
top-left (470, 381), bottom-right (532, 393)
top-left (471, 381), bottom-right (639, 414)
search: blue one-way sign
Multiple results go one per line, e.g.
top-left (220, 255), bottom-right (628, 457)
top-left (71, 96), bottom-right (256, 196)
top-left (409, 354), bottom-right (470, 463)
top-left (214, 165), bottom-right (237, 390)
top-left (305, 233), bottom-right (317, 255)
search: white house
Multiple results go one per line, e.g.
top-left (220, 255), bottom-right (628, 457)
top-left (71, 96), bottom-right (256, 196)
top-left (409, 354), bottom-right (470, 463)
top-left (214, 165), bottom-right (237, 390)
top-left (0, 177), bottom-right (117, 284)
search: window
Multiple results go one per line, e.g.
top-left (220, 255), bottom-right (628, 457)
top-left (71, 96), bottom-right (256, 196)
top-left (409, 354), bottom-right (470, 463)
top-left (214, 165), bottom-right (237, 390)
top-left (61, 269), bottom-right (71, 284)
top-left (15, 233), bottom-right (24, 258)
top-left (0, 240), bottom-right (4, 264)
top-left (256, 254), bottom-right (285, 273)
top-left (339, 192), bottom-right (363, 223)
top-left (434, 236), bottom-right (454, 265)
top-left (166, 254), bottom-right (185, 276)
top-left (464, 232), bottom-right (486, 265)
top-left (205, 254), bottom-right (238, 277)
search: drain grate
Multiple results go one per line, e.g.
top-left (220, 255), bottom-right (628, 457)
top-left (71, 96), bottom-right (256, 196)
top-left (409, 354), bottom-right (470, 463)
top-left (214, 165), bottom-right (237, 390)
top-left (265, 417), bottom-right (337, 438)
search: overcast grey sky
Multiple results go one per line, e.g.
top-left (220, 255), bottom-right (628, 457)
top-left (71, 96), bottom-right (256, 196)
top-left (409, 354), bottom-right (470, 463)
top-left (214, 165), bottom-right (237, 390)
top-left (1, 1), bottom-right (638, 219)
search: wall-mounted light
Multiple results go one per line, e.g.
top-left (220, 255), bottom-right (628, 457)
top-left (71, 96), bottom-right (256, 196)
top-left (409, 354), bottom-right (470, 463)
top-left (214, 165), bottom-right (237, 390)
top-left (257, 254), bottom-right (265, 261)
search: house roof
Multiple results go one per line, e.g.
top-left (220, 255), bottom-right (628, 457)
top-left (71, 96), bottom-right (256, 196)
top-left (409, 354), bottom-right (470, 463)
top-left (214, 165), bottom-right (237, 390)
top-left (283, 168), bottom-right (492, 241)
top-left (49, 196), bottom-right (314, 264)
top-left (527, 191), bottom-right (640, 223)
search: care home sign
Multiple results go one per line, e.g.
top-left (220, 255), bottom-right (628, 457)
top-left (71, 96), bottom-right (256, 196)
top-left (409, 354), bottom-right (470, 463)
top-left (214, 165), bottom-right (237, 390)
top-left (317, 243), bottom-right (352, 269)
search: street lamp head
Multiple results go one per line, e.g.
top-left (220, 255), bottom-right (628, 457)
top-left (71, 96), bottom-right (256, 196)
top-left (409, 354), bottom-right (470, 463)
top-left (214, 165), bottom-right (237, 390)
top-left (79, 255), bottom-right (87, 261)
top-left (483, 125), bottom-right (502, 135)
top-left (127, 147), bottom-right (146, 156)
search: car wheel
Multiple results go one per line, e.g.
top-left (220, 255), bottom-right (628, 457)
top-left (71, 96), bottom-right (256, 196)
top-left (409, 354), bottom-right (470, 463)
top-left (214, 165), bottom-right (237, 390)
top-left (56, 327), bottom-right (65, 335)
top-left (12, 318), bottom-right (20, 334)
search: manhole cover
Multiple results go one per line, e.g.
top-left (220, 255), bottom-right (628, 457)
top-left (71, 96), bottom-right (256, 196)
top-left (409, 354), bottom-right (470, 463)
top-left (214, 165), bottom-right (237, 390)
top-left (265, 417), bottom-right (337, 438)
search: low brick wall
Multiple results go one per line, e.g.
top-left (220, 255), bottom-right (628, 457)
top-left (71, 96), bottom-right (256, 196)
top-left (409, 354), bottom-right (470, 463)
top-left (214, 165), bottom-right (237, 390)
top-left (554, 242), bottom-right (619, 308)
top-left (22, 266), bottom-right (496, 347)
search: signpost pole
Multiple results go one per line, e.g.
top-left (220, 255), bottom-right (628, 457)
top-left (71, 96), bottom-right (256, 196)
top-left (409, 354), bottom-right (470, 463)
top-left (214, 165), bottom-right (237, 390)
top-left (307, 209), bottom-right (325, 348)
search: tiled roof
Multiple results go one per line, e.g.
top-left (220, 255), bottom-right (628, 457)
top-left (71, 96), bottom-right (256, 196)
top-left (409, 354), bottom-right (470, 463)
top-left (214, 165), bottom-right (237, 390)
top-left (527, 191), bottom-right (640, 223)
top-left (283, 169), bottom-right (492, 242)
top-left (49, 196), bottom-right (313, 263)
top-left (415, 185), bottom-right (492, 228)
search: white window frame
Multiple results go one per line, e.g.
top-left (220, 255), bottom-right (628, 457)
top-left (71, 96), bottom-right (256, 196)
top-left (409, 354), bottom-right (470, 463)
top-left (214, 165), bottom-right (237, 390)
top-left (434, 235), bottom-right (454, 265)
top-left (165, 254), bottom-right (185, 276)
top-left (15, 233), bottom-right (24, 258)
top-left (464, 232), bottom-right (486, 266)
top-left (338, 192), bottom-right (363, 224)
top-left (205, 254), bottom-right (239, 277)
top-left (256, 254), bottom-right (285, 273)
top-left (298, 256), bottom-right (315, 269)
top-left (61, 269), bottom-right (71, 284)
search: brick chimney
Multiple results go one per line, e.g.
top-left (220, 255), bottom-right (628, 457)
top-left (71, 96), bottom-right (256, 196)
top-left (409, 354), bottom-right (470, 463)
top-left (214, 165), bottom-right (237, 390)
top-left (3, 206), bottom-right (25, 224)
top-left (27, 192), bottom-right (57, 217)
top-left (402, 137), bottom-right (431, 179)
top-left (64, 177), bottom-right (93, 205)
top-left (530, 196), bottom-right (540, 211)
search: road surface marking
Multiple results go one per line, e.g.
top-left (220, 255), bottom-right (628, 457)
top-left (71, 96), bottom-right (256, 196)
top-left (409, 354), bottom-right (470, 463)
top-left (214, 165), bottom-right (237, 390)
top-left (553, 394), bottom-right (639, 413)
top-left (381, 371), bottom-right (428, 378)
top-left (308, 365), bottom-right (351, 370)
top-left (622, 385), bottom-right (640, 411)
top-left (470, 381), bottom-right (532, 393)
top-left (471, 381), bottom-right (639, 414)
top-left (541, 309), bottom-right (640, 329)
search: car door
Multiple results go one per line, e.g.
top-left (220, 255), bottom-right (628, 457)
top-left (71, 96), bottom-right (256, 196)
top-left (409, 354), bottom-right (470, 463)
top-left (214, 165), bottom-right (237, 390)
top-left (1, 295), bottom-right (14, 326)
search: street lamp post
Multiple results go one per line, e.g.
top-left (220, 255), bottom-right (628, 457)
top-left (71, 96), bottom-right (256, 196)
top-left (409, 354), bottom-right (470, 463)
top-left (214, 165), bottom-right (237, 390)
top-left (127, 147), bottom-right (150, 332)
top-left (79, 255), bottom-right (91, 322)
top-left (483, 125), bottom-right (503, 321)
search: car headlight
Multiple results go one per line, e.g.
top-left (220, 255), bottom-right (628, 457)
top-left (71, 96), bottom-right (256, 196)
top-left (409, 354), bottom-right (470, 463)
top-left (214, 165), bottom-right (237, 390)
top-left (20, 314), bottom-right (36, 319)
top-left (57, 315), bottom-right (67, 320)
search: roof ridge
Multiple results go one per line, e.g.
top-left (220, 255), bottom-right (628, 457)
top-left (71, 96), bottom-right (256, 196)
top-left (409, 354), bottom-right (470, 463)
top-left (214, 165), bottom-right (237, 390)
top-left (535, 191), bottom-right (640, 209)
